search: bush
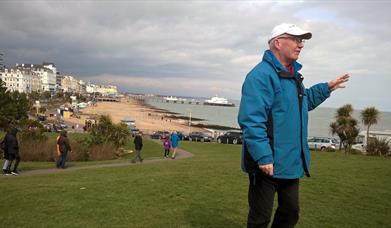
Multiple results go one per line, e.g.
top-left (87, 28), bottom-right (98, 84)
top-left (366, 138), bottom-right (390, 156)
top-left (19, 133), bottom-right (119, 162)
top-left (19, 138), bottom-right (55, 161)
top-left (324, 148), bottom-right (336, 152)
top-left (15, 115), bottom-right (129, 162)
top-left (88, 142), bottom-right (119, 160)
top-left (88, 115), bottom-right (130, 148)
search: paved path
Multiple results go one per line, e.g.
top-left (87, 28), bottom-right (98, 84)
top-left (2, 140), bottom-right (193, 177)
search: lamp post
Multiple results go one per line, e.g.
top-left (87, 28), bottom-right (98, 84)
top-left (0, 52), bottom-right (4, 71)
top-left (188, 110), bottom-right (192, 134)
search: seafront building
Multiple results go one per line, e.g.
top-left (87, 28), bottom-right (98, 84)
top-left (61, 75), bottom-right (86, 94)
top-left (0, 62), bottom-right (117, 96)
top-left (86, 83), bottom-right (118, 96)
top-left (0, 62), bottom-right (56, 93)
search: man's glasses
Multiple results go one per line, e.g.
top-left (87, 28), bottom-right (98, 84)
top-left (277, 36), bottom-right (306, 44)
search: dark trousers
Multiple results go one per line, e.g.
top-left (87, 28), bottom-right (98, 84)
top-left (132, 150), bottom-right (143, 163)
top-left (164, 149), bottom-right (170, 157)
top-left (57, 151), bottom-right (68, 168)
top-left (7, 152), bottom-right (21, 172)
top-left (247, 173), bottom-right (299, 228)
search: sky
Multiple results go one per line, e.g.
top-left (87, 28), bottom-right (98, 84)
top-left (0, 1), bottom-right (390, 111)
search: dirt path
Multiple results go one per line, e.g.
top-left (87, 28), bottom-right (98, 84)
top-left (2, 141), bottom-right (193, 177)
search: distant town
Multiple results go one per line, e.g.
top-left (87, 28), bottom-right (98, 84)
top-left (0, 62), bottom-right (118, 96)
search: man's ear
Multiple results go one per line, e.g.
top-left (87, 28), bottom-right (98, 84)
top-left (273, 39), bottom-right (283, 51)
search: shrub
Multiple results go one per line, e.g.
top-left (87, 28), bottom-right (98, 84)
top-left (324, 148), bottom-right (336, 152)
top-left (88, 115), bottom-right (130, 148)
top-left (19, 138), bottom-right (55, 161)
top-left (18, 133), bottom-right (119, 162)
top-left (88, 142), bottom-right (118, 160)
top-left (366, 138), bottom-right (390, 156)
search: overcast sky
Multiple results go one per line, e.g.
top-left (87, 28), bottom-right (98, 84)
top-left (1, 1), bottom-right (390, 111)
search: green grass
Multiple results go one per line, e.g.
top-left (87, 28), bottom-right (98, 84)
top-left (13, 136), bottom-right (164, 171)
top-left (0, 141), bottom-right (390, 227)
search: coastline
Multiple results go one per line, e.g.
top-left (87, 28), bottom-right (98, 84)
top-left (64, 96), bottom-right (236, 134)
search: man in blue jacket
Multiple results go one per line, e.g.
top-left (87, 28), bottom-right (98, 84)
top-left (238, 23), bottom-right (349, 228)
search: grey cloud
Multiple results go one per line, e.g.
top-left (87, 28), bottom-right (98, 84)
top-left (0, 1), bottom-right (390, 111)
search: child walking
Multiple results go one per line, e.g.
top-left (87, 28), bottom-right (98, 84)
top-left (163, 137), bottom-right (171, 158)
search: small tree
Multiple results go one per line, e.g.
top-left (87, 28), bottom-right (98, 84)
top-left (361, 107), bottom-right (380, 153)
top-left (88, 115), bottom-right (130, 148)
top-left (42, 91), bottom-right (52, 100)
top-left (330, 104), bottom-right (360, 154)
top-left (0, 80), bottom-right (30, 130)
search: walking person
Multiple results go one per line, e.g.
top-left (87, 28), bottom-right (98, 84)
top-left (4, 128), bottom-right (21, 175)
top-left (1, 131), bottom-right (11, 175)
top-left (132, 132), bottom-right (143, 163)
top-left (170, 131), bottom-right (180, 159)
top-left (56, 131), bottom-right (72, 169)
top-left (163, 137), bottom-right (171, 158)
top-left (238, 23), bottom-right (349, 228)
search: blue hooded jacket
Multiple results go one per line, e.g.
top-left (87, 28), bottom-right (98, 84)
top-left (170, 133), bottom-right (180, 148)
top-left (238, 50), bottom-right (330, 179)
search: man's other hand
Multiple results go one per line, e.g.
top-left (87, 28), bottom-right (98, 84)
top-left (259, 164), bottom-right (273, 176)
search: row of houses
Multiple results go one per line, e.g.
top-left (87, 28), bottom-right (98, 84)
top-left (0, 62), bottom-right (118, 96)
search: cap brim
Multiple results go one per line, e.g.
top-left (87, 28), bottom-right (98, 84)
top-left (287, 31), bottom-right (312, 40)
top-left (297, 32), bottom-right (312, 40)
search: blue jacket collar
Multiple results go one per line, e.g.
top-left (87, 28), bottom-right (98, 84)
top-left (262, 50), bottom-right (302, 74)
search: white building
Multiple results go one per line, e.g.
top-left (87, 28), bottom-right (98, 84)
top-left (97, 85), bottom-right (118, 96)
top-left (85, 83), bottom-right (118, 96)
top-left (0, 63), bottom-right (57, 93)
top-left (33, 63), bottom-right (57, 92)
top-left (61, 75), bottom-right (86, 94)
top-left (0, 65), bottom-right (41, 93)
top-left (86, 83), bottom-right (98, 94)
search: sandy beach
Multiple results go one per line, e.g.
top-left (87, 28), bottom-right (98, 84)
top-left (64, 97), bottom-right (205, 134)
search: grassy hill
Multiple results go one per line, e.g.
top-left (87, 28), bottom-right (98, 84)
top-left (0, 140), bottom-right (390, 227)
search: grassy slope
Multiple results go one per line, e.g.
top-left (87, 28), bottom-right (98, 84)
top-left (9, 135), bottom-right (163, 171)
top-left (0, 141), bottom-right (390, 227)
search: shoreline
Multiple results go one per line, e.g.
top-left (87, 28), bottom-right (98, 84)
top-left (63, 96), bottom-right (238, 134)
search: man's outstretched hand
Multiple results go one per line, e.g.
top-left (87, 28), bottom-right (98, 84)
top-left (328, 73), bottom-right (350, 92)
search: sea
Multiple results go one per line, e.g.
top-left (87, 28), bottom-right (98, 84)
top-left (145, 98), bottom-right (391, 137)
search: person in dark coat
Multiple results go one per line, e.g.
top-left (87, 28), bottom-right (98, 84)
top-left (132, 132), bottom-right (143, 163)
top-left (1, 130), bottom-right (11, 175)
top-left (5, 128), bottom-right (21, 175)
top-left (56, 131), bottom-right (72, 169)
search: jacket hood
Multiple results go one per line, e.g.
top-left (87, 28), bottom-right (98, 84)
top-left (10, 128), bottom-right (18, 136)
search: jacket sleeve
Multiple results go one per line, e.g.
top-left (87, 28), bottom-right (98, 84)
top-left (56, 136), bottom-right (60, 155)
top-left (305, 82), bottom-right (331, 111)
top-left (65, 138), bottom-right (72, 151)
top-left (238, 71), bottom-right (275, 165)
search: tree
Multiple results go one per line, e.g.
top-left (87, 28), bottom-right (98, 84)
top-left (361, 107), bottom-right (380, 153)
top-left (0, 79), bottom-right (31, 130)
top-left (9, 91), bottom-right (30, 120)
top-left (42, 91), bottom-right (51, 100)
top-left (88, 115), bottom-right (130, 148)
top-left (0, 79), bottom-right (12, 130)
top-left (330, 104), bottom-right (360, 154)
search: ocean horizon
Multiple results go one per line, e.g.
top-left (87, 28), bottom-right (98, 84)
top-left (144, 98), bottom-right (391, 137)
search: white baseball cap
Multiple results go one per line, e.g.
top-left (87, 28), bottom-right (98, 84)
top-left (268, 23), bottom-right (312, 43)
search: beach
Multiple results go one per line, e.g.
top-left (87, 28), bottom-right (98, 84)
top-left (64, 97), bottom-right (205, 134)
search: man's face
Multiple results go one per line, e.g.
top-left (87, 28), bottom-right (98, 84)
top-left (275, 35), bottom-right (305, 62)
